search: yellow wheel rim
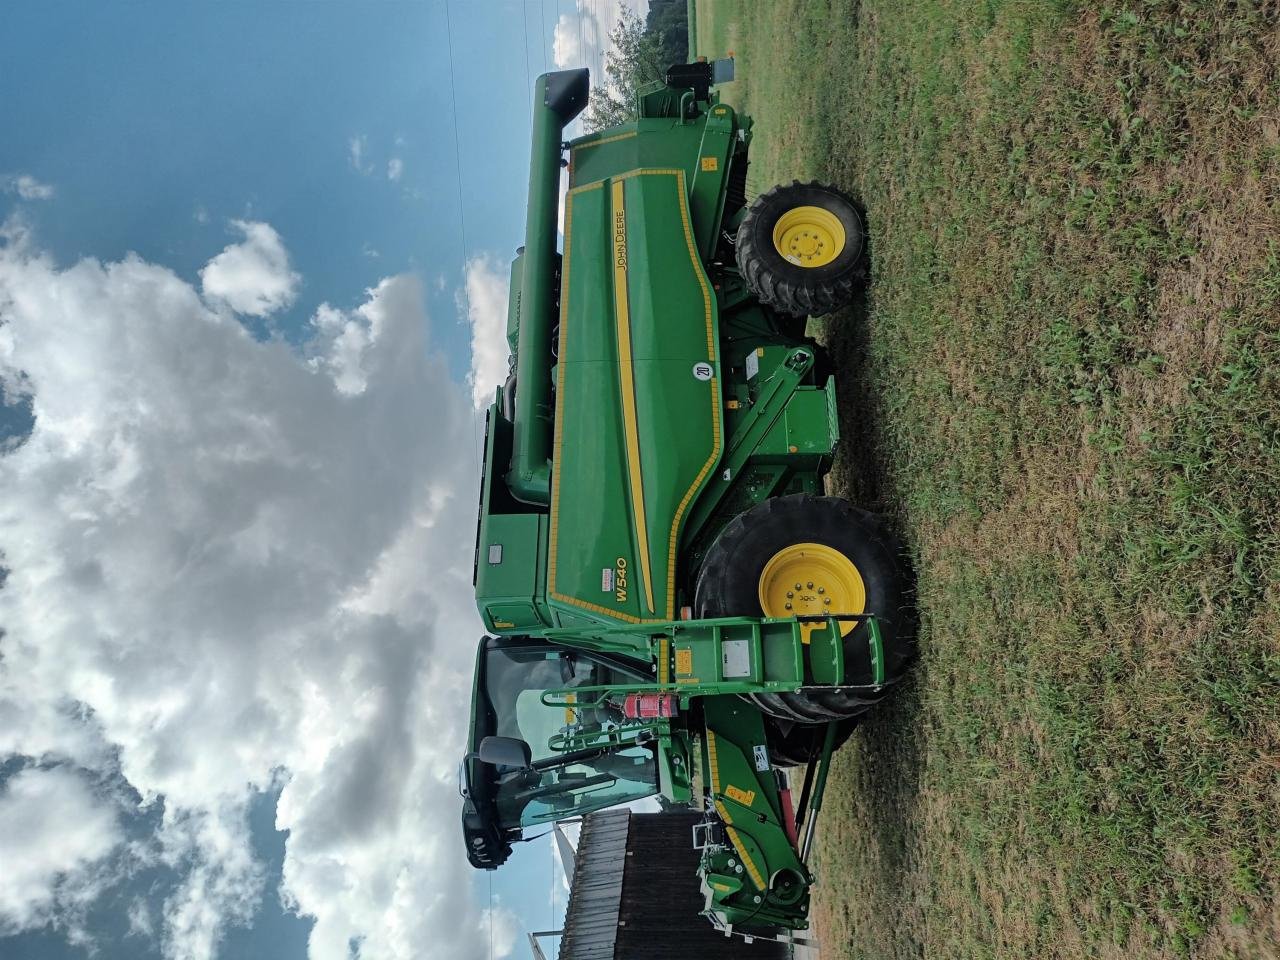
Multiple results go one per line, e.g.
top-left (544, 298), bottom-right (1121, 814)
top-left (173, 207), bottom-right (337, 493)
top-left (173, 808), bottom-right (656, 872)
top-left (757, 542), bottom-right (866, 640)
top-left (771, 205), bottom-right (846, 268)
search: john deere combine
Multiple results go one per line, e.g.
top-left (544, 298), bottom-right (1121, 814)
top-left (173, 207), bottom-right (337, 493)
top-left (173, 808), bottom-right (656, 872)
top-left (460, 62), bottom-right (913, 940)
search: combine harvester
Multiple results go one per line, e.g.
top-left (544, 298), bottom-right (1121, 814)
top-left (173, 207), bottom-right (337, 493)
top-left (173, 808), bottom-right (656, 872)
top-left (460, 60), bottom-right (913, 941)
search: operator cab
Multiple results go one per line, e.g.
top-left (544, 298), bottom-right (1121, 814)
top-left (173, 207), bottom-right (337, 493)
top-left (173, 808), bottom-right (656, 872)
top-left (460, 636), bottom-right (659, 868)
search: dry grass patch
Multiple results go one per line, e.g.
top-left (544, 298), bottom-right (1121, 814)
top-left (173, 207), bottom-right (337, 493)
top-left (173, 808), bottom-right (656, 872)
top-left (699, 0), bottom-right (1280, 957)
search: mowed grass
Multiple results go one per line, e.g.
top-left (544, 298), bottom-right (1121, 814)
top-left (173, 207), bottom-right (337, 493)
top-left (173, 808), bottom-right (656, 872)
top-left (696, 2), bottom-right (1280, 958)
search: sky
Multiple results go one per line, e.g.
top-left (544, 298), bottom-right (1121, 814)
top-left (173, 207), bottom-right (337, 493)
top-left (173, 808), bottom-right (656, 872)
top-left (0, 2), bottom-right (646, 959)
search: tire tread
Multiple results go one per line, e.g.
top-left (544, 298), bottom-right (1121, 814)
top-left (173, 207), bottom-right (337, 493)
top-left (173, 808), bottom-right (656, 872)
top-left (695, 494), bottom-right (915, 724)
top-left (735, 181), bottom-right (868, 318)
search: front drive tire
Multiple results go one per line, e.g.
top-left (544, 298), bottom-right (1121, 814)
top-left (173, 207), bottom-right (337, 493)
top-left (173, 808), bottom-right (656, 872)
top-left (694, 494), bottom-right (914, 724)
top-left (735, 181), bottom-right (867, 318)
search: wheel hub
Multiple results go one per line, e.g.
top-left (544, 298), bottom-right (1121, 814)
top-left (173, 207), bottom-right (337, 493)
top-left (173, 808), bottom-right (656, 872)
top-left (771, 206), bottom-right (846, 268)
top-left (757, 542), bottom-right (866, 639)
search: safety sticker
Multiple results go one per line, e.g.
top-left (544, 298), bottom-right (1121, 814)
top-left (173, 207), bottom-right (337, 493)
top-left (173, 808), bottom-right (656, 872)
top-left (675, 648), bottom-right (693, 676)
top-left (721, 639), bottom-right (750, 678)
top-left (725, 785), bottom-right (756, 807)
top-left (752, 744), bottom-right (770, 772)
top-left (700, 156), bottom-right (719, 171)
top-left (601, 567), bottom-right (614, 592)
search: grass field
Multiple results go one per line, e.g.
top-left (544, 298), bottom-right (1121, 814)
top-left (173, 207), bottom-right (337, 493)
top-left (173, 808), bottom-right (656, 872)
top-left (693, 2), bottom-right (1280, 958)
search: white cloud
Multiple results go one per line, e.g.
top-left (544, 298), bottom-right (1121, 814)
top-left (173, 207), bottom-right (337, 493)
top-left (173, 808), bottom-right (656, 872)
top-left (2, 174), bottom-right (55, 201)
top-left (127, 898), bottom-right (156, 939)
top-left (159, 805), bottom-right (264, 960)
top-left (348, 135), bottom-right (372, 175)
top-left (478, 905), bottom-right (519, 960)
top-left (307, 300), bottom-right (378, 397)
top-left (552, 0), bottom-right (650, 70)
top-left (199, 220), bottom-right (300, 317)
top-left (0, 229), bottom-right (494, 960)
top-left (460, 254), bottom-right (511, 410)
top-left (387, 157), bottom-right (403, 182)
top-left (552, 13), bottom-right (588, 69)
top-left (0, 767), bottom-right (121, 931)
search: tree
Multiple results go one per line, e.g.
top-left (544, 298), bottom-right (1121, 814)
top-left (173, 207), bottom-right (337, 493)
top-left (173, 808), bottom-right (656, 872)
top-left (584, 9), bottom-right (667, 133)
top-left (645, 0), bottom-right (689, 69)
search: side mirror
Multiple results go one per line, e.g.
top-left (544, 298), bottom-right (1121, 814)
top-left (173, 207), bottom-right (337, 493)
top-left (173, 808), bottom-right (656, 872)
top-left (478, 736), bottom-right (533, 769)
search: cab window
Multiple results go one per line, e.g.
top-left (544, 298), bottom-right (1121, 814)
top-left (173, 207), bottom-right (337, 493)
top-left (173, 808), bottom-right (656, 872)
top-left (482, 643), bottom-right (657, 826)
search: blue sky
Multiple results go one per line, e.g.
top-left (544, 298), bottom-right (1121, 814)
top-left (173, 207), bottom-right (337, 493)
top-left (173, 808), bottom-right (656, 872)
top-left (0, 2), bottom-right (645, 959)
top-left (5, 1), bottom-right (550, 371)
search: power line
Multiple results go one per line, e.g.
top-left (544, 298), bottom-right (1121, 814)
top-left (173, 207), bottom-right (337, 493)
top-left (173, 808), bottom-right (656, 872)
top-left (594, 0), bottom-right (604, 80)
top-left (443, 0), bottom-right (470, 265)
top-left (444, 0), bottom-right (484, 474)
top-left (539, 0), bottom-right (548, 74)
top-left (521, 1), bottom-right (532, 95)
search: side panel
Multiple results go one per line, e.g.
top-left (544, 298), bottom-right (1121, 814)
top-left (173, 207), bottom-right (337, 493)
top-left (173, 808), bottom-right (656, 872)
top-left (548, 170), bottom-right (722, 624)
top-left (568, 106), bottom-right (737, 257)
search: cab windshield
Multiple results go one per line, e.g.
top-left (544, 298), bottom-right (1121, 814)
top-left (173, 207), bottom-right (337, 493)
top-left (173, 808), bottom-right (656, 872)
top-left (482, 642), bottom-right (657, 828)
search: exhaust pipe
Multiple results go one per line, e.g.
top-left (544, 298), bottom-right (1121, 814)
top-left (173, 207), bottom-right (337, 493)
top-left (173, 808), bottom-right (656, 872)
top-left (505, 68), bottom-right (589, 505)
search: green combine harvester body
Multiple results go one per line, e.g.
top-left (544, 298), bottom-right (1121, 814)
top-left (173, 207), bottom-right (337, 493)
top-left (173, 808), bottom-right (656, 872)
top-left (461, 63), bottom-right (911, 940)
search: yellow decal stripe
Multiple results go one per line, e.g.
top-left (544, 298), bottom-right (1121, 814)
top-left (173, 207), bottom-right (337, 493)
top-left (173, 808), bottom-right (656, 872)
top-left (706, 732), bottom-right (766, 890)
top-left (726, 826), bottom-right (768, 890)
top-left (707, 731), bottom-right (722, 795)
top-left (665, 168), bottom-right (721, 620)
top-left (658, 637), bottom-right (670, 686)
top-left (572, 130), bottom-right (638, 152)
top-left (611, 178), bottom-right (657, 615)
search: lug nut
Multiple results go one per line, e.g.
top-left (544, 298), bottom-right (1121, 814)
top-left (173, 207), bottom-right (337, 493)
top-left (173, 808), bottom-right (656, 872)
top-left (817, 586), bottom-right (825, 594)
top-left (807, 581), bottom-right (814, 588)
top-left (784, 602), bottom-right (792, 610)
top-left (786, 591), bottom-right (793, 599)
top-left (824, 597), bottom-right (831, 605)
top-left (795, 583), bottom-right (802, 590)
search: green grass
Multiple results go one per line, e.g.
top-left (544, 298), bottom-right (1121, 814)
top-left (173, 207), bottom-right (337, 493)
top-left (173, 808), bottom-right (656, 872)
top-left (695, 1), bottom-right (1280, 958)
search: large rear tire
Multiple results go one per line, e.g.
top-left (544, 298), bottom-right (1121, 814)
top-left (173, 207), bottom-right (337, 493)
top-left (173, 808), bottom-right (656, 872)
top-left (735, 181), bottom-right (867, 318)
top-left (694, 494), bottom-right (913, 723)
